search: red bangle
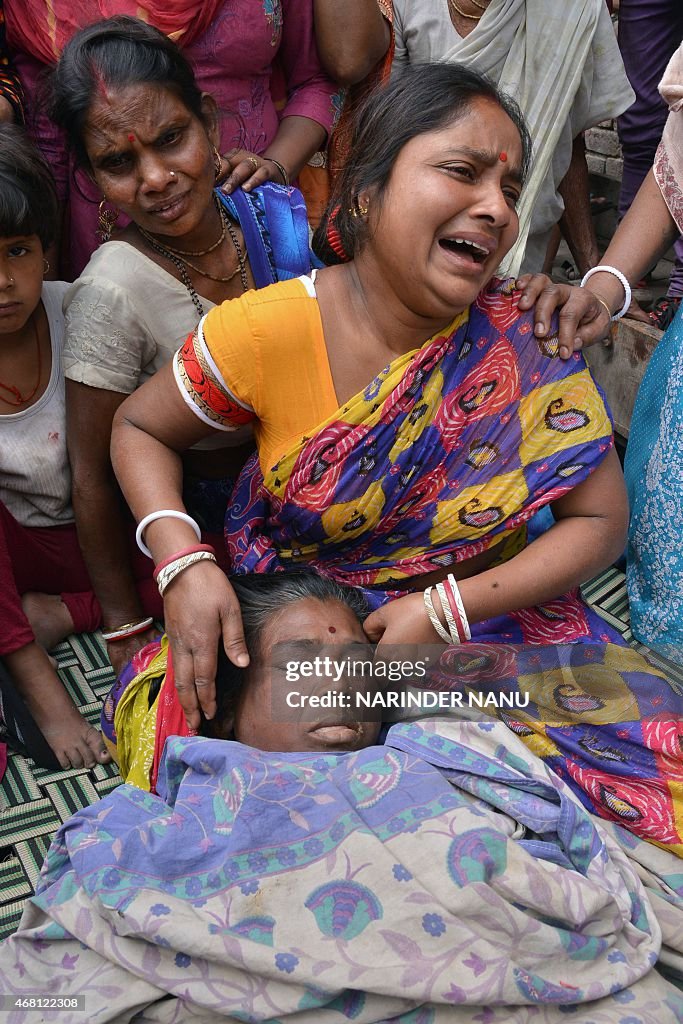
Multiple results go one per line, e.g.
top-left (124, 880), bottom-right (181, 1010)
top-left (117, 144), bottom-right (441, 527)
top-left (441, 577), bottom-right (467, 643)
top-left (105, 621), bottom-right (155, 643)
top-left (153, 543), bottom-right (216, 581)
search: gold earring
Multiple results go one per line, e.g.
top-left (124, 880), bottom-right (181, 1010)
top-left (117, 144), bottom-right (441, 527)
top-left (349, 197), bottom-right (369, 218)
top-left (213, 146), bottom-right (222, 180)
top-left (97, 198), bottom-right (119, 243)
top-left (43, 258), bottom-right (50, 275)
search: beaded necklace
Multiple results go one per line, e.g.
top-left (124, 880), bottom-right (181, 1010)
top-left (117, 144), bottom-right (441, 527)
top-left (138, 200), bottom-right (249, 317)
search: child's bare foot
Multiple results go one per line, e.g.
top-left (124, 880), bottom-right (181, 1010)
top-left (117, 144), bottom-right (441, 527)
top-left (5, 643), bottom-right (111, 769)
top-left (21, 593), bottom-right (74, 652)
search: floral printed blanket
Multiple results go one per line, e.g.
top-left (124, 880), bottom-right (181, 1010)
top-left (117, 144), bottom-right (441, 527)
top-left (1, 718), bottom-right (682, 1023)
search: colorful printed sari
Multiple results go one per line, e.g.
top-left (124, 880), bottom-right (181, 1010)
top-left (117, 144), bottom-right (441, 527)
top-left (225, 279), bottom-right (614, 631)
top-left (174, 276), bottom-right (683, 854)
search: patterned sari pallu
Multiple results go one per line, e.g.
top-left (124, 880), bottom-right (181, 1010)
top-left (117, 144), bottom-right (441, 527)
top-left (220, 279), bottom-right (613, 603)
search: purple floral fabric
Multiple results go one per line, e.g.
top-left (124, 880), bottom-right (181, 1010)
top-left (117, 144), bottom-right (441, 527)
top-left (1, 719), bottom-right (682, 1022)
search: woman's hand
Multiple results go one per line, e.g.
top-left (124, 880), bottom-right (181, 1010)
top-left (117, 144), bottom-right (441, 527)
top-left (106, 627), bottom-right (159, 680)
top-left (363, 592), bottom-right (444, 648)
top-left (162, 561), bottom-right (249, 731)
top-left (516, 274), bottom-right (612, 359)
top-left (220, 149), bottom-right (288, 194)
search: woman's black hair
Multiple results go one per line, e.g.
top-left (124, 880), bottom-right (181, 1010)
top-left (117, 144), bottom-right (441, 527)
top-left (313, 62), bottom-right (532, 264)
top-left (50, 16), bottom-right (206, 169)
top-left (210, 571), bottom-right (369, 737)
top-left (0, 124), bottom-right (59, 249)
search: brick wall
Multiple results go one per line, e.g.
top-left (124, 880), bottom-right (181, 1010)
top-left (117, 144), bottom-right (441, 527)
top-left (585, 120), bottom-right (623, 182)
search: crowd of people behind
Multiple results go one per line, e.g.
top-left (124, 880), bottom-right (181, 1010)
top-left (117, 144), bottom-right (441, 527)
top-left (0, 0), bottom-right (679, 823)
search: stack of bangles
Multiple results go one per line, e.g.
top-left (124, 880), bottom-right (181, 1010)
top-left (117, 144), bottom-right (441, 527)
top-left (135, 509), bottom-right (217, 597)
top-left (101, 617), bottom-right (155, 644)
top-left (154, 544), bottom-right (217, 597)
top-left (423, 575), bottom-right (471, 645)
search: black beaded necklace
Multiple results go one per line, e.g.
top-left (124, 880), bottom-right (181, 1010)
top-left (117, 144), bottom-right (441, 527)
top-left (138, 199), bottom-right (249, 317)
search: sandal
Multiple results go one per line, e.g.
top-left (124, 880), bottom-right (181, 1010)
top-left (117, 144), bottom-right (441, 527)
top-left (649, 296), bottom-right (682, 331)
top-left (560, 260), bottom-right (580, 282)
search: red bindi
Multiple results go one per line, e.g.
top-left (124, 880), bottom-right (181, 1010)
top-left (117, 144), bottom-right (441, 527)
top-left (328, 626), bottom-right (337, 634)
top-left (128, 133), bottom-right (136, 143)
top-left (499, 151), bottom-right (508, 162)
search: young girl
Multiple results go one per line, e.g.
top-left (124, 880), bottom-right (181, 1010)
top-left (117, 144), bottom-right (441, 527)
top-left (0, 124), bottom-right (113, 770)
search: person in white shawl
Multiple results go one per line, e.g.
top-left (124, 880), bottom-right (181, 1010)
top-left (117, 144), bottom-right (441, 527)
top-left (392, 0), bottom-right (634, 278)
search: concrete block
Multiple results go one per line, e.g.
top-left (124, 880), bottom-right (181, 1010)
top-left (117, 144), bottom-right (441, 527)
top-left (585, 127), bottom-right (621, 157)
top-left (586, 153), bottom-right (606, 176)
top-left (605, 157), bottom-right (624, 181)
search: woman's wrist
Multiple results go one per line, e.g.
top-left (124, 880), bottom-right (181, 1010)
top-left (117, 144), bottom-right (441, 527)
top-left (263, 155), bottom-right (289, 186)
top-left (581, 268), bottom-right (631, 320)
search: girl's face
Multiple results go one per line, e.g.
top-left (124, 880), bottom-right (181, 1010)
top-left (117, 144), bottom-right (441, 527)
top-left (0, 234), bottom-right (44, 334)
top-left (82, 82), bottom-right (218, 242)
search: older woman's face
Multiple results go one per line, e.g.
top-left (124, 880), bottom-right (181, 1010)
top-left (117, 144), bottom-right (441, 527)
top-left (234, 598), bottom-right (381, 753)
top-left (83, 82), bottom-right (216, 239)
top-left (363, 97), bottom-right (523, 321)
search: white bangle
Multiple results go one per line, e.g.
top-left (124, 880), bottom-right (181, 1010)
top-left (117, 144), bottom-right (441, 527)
top-left (423, 587), bottom-right (452, 644)
top-left (435, 582), bottom-right (461, 645)
top-left (580, 266), bottom-right (631, 321)
top-left (135, 509), bottom-right (202, 559)
top-left (101, 617), bottom-right (155, 642)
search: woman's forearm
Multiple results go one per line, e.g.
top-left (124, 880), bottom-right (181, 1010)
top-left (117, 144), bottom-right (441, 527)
top-left (314, 0), bottom-right (390, 87)
top-left (110, 419), bottom-right (198, 564)
top-left (263, 116), bottom-right (327, 181)
top-left (585, 169), bottom-right (679, 314)
top-left (457, 512), bottom-right (625, 625)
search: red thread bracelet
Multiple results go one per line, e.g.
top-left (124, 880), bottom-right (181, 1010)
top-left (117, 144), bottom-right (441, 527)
top-left (153, 543), bottom-right (216, 582)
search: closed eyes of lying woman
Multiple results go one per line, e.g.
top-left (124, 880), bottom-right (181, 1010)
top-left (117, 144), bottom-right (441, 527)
top-left (102, 571), bottom-right (381, 791)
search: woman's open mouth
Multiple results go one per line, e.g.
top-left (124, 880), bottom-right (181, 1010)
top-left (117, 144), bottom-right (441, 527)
top-left (439, 236), bottom-right (492, 267)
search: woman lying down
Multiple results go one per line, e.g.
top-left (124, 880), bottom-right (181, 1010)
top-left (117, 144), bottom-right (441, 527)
top-left (2, 573), bottom-right (683, 1023)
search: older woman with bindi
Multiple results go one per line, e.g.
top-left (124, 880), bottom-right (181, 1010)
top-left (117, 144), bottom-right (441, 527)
top-left (103, 571), bottom-right (380, 791)
top-left (50, 18), bottom-right (317, 680)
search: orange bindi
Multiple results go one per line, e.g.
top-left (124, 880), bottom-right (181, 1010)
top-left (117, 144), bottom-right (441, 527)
top-left (499, 151), bottom-right (508, 162)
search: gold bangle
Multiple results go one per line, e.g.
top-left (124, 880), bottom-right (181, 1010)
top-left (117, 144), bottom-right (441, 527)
top-left (595, 297), bottom-right (613, 321)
